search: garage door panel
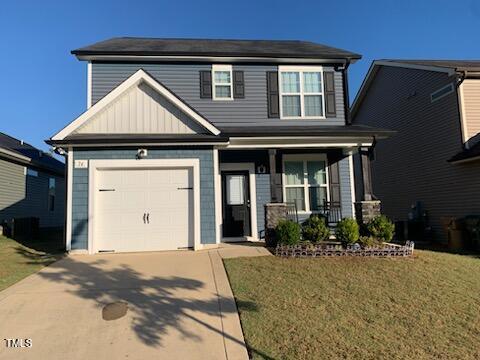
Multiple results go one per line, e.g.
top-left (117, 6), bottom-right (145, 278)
top-left (94, 166), bottom-right (194, 253)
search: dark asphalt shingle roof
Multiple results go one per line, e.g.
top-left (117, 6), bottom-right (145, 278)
top-left (381, 60), bottom-right (480, 72)
top-left (0, 133), bottom-right (64, 175)
top-left (72, 37), bottom-right (361, 60)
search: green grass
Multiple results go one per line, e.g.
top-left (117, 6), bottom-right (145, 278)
top-left (224, 251), bottom-right (480, 360)
top-left (0, 235), bottom-right (64, 291)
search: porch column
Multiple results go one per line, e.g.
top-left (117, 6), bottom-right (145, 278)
top-left (268, 149), bottom-right (283, 202)
top-left (355, 146), bottom-right (381, 223)
top-left (359, 147), bottom-right (373, 201)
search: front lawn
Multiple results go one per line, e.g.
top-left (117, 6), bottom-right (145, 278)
top-left (0, 235), bottom-right (63, 291)
top-left (224, 250), bottom-right (480, 359)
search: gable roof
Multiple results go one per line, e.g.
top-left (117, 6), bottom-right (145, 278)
top-left (50, 69), bottom-right (221, 141)
top-left (350, 59), bottom-right (480, 119)
top-left (71, 37), bottom-right (361, 62)
top-left (0, 133), bottom-right (64, 175)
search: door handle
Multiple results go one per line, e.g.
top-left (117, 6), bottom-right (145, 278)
top-left (143, 213), bottom-right (146, 224)
top-left (146, 213), bottom-right (150, 224)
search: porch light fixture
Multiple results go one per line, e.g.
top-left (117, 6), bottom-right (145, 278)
top-left (257, 164), bottom-right (266, 174)
top-left (136, 149), bottom-right (148, 159)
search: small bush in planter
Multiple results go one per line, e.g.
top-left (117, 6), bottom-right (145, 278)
top-left (366, 215), bottom-right (395, 243)
top-left (302, 214), bottom-right (330, 243)
top-left (276, 220), bottom-right (301, 246)
top-left (358, 236), bottom-right (382, 248)
top-left (336, 218), bottom-right (359, 246)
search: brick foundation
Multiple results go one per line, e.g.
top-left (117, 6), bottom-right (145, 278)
top-left (355, 200), bottom-right (381, 224)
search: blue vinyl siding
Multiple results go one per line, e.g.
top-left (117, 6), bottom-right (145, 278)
top-left (71, 148), bottom-right (215, 250)
top-left (92, 63), bottom-right (345, 127)
top-left (255, 173), bottom-right (271, 236)
top-left (338, 155), bottom-right (354, 218)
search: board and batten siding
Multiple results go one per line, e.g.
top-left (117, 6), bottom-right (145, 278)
top-left (71, 148), bottom-right (215, 250)
top-left (353, 65), bottom-right (480, 242)
top-left (460, 79), bottom-right (480, 146)
top-left (0, 158), bottom-right (65, 228)
top-left (75, 82), bottom-right (206, 135)
top-left (91, 63), bottom-right (345, 127)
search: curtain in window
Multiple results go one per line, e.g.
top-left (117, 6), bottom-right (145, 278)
top-left (303, 72), bottom-right (322, 93)
top-left (282, 96), bottom-right (301, 117)
top-left (304, 95), bottom-right (323, 116)
top-left (281, 72), bottom-right (300, 92)
top-left (215, 71), bottom-right (231, 83)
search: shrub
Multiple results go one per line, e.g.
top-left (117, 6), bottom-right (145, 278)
top-left (302, 215), bottom-right (330, 243)
top-left (366, 215), bottom-right (395, 243)
top-left (358, 236), bottom-right (381, 248)
top-left (336, 218), bottom-right (359, 246)
top-left (276, 220), bottom-right (301, 245)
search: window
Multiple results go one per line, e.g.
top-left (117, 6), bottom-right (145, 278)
top-left (212, 65), bottom-right (233, 100)
top-left (431, 83), bottom-right (454, 102)
top-left (283, 155), bottom-right (329, 213)
top-left (226, 175), bottom-right (245, 205)
top-left (279, 66), bottom-right (325, 119)
top-left (48, 178), bottom-right (56, 212)
top-left (25, 168), bottom-right (38, 177)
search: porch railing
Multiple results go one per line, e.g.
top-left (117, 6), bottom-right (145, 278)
top-left (285, 201), bottom-right (342, 226)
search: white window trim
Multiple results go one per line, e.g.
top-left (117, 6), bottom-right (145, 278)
top-left (278, 65), bottom-right (326, 120)
top-left (282, 154), bottom-right (330, 214)
top-left (212, 64), bottom-right (233, 101)
top-left (430, 83), bottom-right (454, 103)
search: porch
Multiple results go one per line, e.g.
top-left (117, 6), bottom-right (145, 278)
top-left (216, 146), bottom-right (374, 243)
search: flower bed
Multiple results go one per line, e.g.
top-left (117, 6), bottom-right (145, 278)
top-left (275, 241), bottom-right (415, 258)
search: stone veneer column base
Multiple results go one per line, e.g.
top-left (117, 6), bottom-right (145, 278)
top-left (264, 203), bottom-right (288, 247)
top-left (355, 200), bottom-right (381, 224)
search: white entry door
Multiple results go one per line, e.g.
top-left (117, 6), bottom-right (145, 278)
top-left (94, 167), bottom-right (193, 253)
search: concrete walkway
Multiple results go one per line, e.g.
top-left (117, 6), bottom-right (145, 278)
top-left (0, 243), bottom-right (270, 360)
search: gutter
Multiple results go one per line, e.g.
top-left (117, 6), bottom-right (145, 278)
top-left (341, 61), bottom-right (351, 124)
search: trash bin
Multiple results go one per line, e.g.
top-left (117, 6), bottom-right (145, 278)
top-left (441, 217), bottom-right (464, 250)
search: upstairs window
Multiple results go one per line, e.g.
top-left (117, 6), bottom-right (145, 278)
top-left (48, 177), bottom-right (56, 212)
top-left (279, 66), bottom-right (325, 119)
top-left (212, 65), bottom-right (233, 100)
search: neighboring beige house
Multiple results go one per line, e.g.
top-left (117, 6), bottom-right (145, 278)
top-left (351, 60), bottom-right (480, 242)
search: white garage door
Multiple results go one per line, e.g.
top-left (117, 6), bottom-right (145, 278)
top-left (94, 167), bottom-right (193, 253)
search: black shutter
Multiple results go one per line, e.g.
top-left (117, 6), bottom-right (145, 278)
top-left (233, 71), bottom-right (245, 98)
top-left (267, 71), bottom-right (279, 118)
top-left (323, 71), bottom-right (336, 117)
top-left (200, 71), bottom-right (212, 99)
top-left (328, 160), bottom-right (341, 206)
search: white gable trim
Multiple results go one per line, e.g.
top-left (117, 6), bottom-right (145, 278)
top-left (52, 69), bottom-right (220, 140)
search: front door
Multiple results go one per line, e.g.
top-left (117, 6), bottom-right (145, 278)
top-left (221, 171), bottom-right (251, 238)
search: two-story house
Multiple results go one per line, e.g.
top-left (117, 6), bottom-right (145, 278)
top-left (352, 60), bottom-right (480, 243)
top-left (48, 37), bottom-right (391, 254)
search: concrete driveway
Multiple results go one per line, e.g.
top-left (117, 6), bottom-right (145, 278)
top-left (0, 245), bottom-right (269, 360)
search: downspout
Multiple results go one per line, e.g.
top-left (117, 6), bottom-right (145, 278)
top-left (455, 71), bottom-right (467, 148)
top-left (342, 60), bottom-right (351, 125)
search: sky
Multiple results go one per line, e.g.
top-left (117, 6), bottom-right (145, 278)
top-left (1, 0), bottom-right (480, 151)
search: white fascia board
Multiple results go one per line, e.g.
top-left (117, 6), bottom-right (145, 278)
top-left (51, 69), bottom-right (220, 140)
top-left (0, 147), bottom-right (31, 163)
top-left (222, 137), bottom-right (373, 149)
